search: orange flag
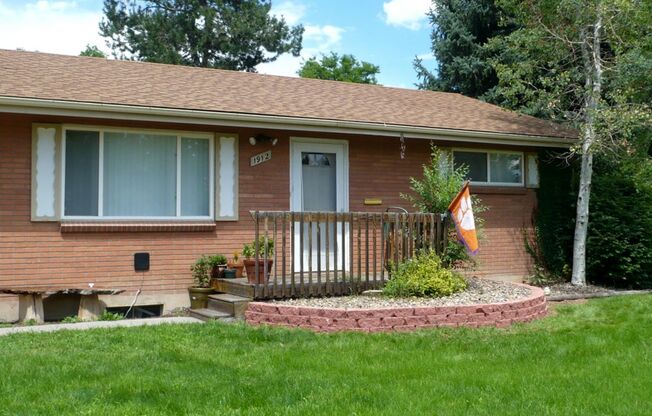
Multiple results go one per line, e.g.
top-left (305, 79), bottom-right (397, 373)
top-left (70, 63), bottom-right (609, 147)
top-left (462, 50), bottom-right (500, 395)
top-left (448, 182), bottom-right (479, 255)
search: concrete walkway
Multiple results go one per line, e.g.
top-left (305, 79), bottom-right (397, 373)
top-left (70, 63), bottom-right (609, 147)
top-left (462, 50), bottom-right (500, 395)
top-left (0, 316), bottom-right (204, 337)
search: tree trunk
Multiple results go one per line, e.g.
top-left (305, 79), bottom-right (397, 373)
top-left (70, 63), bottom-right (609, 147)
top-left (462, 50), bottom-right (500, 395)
top-left (571, 13), bottom-right (603, 286)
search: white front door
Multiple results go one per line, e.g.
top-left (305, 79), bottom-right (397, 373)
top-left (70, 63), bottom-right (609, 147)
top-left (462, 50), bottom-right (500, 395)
top-left (290, 138), bottom-right (349, 272)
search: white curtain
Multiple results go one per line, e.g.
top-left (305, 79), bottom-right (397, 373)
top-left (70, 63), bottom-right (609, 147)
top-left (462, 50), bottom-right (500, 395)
top-left (490, 153), bottom-right (522, 183)
top-left (103, 132), bottom-right (177, 216)
top-left (64, 130), bottom-right (99, 216)
top-left (180, 138), bottom-right (209, 216)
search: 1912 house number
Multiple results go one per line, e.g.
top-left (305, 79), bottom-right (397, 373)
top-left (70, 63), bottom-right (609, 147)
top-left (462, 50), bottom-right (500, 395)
top-left (250, 150), bottom-right (272, 166)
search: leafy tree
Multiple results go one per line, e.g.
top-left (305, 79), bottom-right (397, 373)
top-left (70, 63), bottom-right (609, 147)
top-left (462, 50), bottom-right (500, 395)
top-left (298, 53), bottom-right (380, 84)
top-left (490, 0), bottom-right (652, 285)
top-left (414, 0), bottom-right (517, 97)
top-left (80, 44), bottom-right (107, 58)
top-left (99, 0), bottom-right (304, 71)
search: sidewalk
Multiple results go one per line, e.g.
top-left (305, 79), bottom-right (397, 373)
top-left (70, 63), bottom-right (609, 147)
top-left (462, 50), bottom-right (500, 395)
top-left (0, 316), bottom-right (204, 337)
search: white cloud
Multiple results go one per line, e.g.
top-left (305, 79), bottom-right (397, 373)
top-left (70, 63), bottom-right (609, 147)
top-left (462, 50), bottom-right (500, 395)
top-left (303, 25), bottom-right (344, 52)
top-left (0, 1), bottom-right (108, 56)
top-left (416, 52), bottom-right (434, 61)
top-left (271, 0), bottom-right (307, 26)
top-left (257, 24), bottom-right (345, 77)
top-left (382, 0), bottom-right (431, 30)
top-left (27, 1), bottom-right (76, 12)
top-left (260, 1), bottom-right (346, 77)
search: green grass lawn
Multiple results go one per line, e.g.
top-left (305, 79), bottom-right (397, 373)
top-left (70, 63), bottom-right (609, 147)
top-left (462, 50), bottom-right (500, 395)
top-left (1, 295), bottom-right (651, 415)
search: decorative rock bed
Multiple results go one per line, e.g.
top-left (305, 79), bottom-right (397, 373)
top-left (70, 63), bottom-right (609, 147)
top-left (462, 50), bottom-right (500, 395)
top-left (244, 281), bottom-right (547, 333)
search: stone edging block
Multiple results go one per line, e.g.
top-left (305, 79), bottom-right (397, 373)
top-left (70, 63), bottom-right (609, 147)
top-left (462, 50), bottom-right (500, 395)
top-left (245, 283), bottom-right (547, 333)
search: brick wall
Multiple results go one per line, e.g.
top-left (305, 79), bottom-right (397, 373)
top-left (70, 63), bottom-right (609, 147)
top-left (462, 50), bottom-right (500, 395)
top-left (0, 113), bottom-right (536, 305)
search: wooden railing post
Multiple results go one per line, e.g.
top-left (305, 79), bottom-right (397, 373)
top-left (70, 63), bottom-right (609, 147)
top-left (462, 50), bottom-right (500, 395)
top-left (316, 213), bottom-right (322, 296)
top-left (281, 212), bottom-right (287, 298)
top-left (299, 212), bottom-right (305, 290)
top-left (263, 215), bottom-right (269, 297)
top-left (290, 212), bottom-right (296, 296)
top-left (349, 212), bottom-right (354, 289)
top-left (249, 210), bottom-right (448, 299)
top-left (325, 212), bottom-right (330, 295)
top-left (254, 211), bottom-right (260, 288)
top-left (380, 213), bottom-right (385, 283)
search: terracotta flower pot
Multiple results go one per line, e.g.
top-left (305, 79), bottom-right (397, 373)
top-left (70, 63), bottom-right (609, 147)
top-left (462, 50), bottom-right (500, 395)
top-left (227, 261), bottom-right (245, 278)
top-left (243, 259), bottom-right (274, 284)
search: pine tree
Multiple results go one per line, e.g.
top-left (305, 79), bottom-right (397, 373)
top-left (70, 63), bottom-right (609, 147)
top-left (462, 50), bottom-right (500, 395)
top-left (99, 0), bottom-right (304, 72)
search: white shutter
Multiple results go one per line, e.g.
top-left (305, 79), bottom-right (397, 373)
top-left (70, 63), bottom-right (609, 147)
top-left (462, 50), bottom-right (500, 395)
top-left (31, 124), bottom-right (61, 221)
top-left (526, 153), bottom-right (540, 188)
top-left (215, 134), bottom-right (239, 221)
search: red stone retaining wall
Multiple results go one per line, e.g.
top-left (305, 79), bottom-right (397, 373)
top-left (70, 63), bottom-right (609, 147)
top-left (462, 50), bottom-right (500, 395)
top-left (245, 285), bottom-right (547, 333)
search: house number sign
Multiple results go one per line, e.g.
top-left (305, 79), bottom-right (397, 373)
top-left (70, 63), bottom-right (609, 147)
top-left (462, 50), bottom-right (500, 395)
top-left (250, 150), bottom-right (272, 166)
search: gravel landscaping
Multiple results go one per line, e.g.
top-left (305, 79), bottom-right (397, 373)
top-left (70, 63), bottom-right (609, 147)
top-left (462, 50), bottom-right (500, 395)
top-left (544, 282), bottom-right (652, 300)
top-left (272, 277), bottom-right (532, 309)
top-left (546, 283), bottom-right (614, 297)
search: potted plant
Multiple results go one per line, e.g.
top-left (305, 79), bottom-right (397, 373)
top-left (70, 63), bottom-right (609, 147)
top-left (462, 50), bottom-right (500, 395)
top-left (242, 237), bottom-right (274, 284)
top-left (207, 254), bottom-right (228, 279)
top-left (227, 251), bottom-right (244, 278)
top-left (188, 255), bottom-right (215, 309)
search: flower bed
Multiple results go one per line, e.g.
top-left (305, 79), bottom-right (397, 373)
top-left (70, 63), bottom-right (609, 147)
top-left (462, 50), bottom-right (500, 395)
top-left (244, 282), bottom-right (547, 333)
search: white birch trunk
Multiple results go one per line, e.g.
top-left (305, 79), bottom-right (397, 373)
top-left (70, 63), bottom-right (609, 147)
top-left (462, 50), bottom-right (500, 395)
top-left (571, 13), bottom-right (603, 286)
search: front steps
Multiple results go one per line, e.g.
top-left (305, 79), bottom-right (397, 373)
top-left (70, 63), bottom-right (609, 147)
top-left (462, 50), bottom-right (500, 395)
top-left (188, 293), bottom-right (251, 322)
top-left (188, 308), bottom-right (233, 322)
top-left (208, 293), bottom-right (251, 319)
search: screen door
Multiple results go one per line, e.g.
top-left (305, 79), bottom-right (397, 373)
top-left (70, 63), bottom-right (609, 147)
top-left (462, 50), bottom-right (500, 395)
top-left (291, 140), bottom-right (348, 272)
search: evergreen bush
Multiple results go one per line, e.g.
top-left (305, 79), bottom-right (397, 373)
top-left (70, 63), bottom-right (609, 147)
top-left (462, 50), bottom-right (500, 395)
top-left (528, 150), bottom-right (576, 281)
top-left (531, 151), bottom-right (652, 288)
top-left (383, 250), bottom-right (468, 298)
top-left (586, 159), bottom-right (652, 288)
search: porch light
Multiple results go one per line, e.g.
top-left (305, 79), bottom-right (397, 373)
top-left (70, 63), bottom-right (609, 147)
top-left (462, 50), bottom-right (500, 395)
top-left (249, 134), bottom-right (278, 146)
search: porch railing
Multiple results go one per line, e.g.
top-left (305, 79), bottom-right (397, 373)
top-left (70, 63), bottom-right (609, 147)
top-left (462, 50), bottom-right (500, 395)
top-left (248, 210), bottom-right (450, 299)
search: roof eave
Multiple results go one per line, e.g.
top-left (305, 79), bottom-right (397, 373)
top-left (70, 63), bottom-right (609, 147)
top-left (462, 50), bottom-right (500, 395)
top-left (0, 96), bottom-right (576, 148)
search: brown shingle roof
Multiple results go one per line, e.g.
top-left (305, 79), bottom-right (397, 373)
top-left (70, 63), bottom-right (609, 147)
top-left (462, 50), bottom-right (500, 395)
top-left (0, 49), bottom-right (574, 139)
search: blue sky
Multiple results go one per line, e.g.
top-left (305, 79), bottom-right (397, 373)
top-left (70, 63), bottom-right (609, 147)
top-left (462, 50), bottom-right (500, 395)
top-left (0, 0), bottom-right (436, 88)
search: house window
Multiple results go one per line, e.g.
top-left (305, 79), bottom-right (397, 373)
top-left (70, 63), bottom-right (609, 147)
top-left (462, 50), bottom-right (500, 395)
top-left (453, 150), bottom-right (524, 186)
top-left (63, 128), bottom-right (213, 219)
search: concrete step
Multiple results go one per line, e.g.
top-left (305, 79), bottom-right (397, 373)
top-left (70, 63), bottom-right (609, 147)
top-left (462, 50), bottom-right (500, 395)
top-left (208, 293), bottom-right (251, 319)
top-left (214, 278), bottom-right (255, 298)
top-left (188, 308), bottom-right (232, 322)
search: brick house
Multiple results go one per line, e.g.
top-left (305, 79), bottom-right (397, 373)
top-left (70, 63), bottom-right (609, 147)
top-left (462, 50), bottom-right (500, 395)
top-left (0, 50), bottom-right (574, 321)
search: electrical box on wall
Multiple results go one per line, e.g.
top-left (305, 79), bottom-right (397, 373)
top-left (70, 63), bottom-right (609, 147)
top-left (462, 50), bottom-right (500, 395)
top-left (134, 253), bottom-right (150, 271)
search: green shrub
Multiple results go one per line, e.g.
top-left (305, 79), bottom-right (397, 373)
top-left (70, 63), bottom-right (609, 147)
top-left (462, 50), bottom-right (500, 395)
top-left (190, 256), bottom-right (212, 288)
top-left (61, 316), bottom-right (82, 324)
top-left (402, 145), bottom-right (488, 270)
top-left (383, 250), bottom-right (468, 298)
top-left (190, 254), bottom-right (228, 287)
top-left (531, 151), bottom-right (652, 288)
top-left (586, 158), bottom-right (652, 288)
top-left (242, 237), bottom-right (274, 259)
top-left (206, 254), bottom-right (227, 267)
top-left (98, 311), bottom-right (123, 321)
top-left (529, 150), bottom-right (576, 281)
